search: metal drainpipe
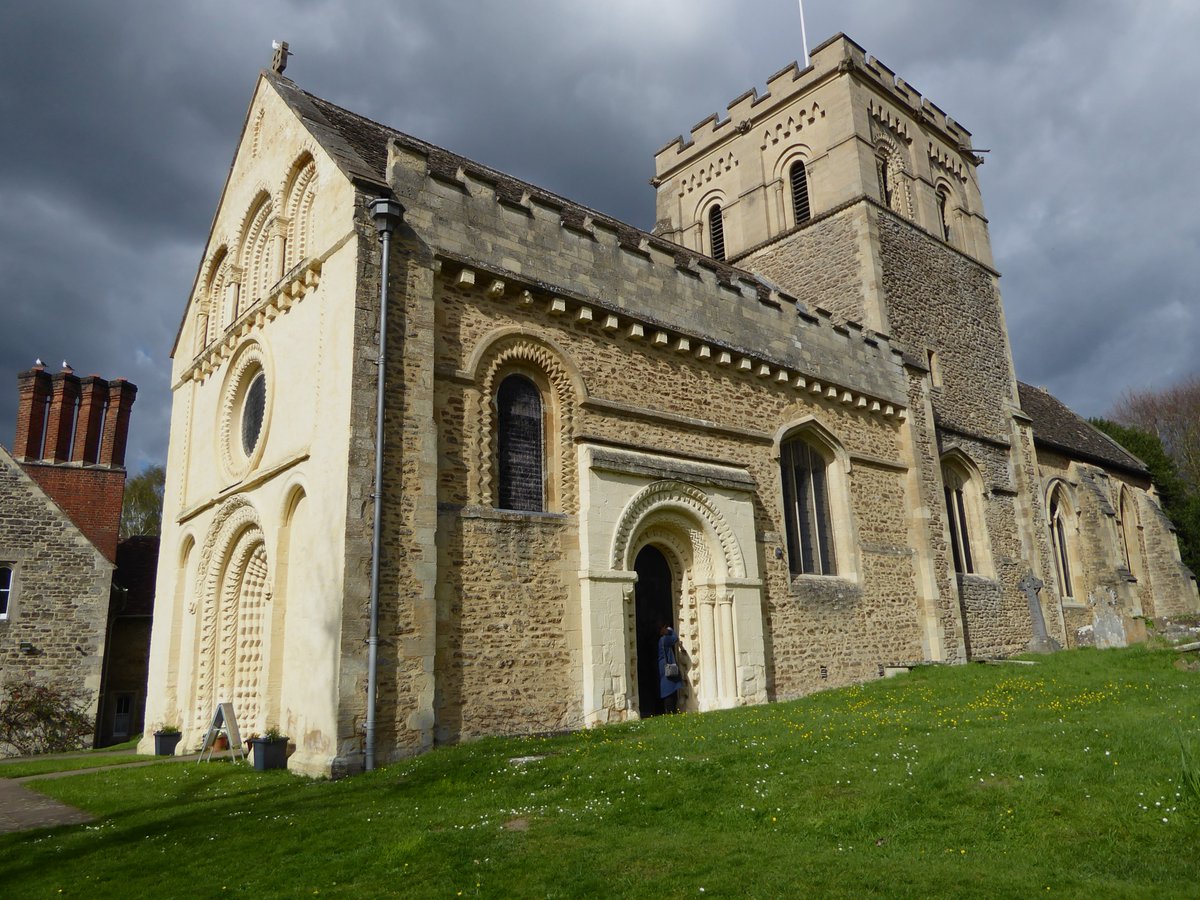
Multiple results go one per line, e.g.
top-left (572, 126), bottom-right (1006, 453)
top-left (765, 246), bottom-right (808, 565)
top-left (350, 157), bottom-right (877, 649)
top-left (366, 197), bottom-right (405, 772)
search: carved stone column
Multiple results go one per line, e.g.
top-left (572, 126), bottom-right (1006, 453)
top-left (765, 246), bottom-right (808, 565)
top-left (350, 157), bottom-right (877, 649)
top-left (698, 588), bottom-right (717, 705)
top-left (717, 591), bottom-right (737, 701)
top-left (226, 265), bottom-right (244, 323)
top-left (272, 218), bottom-right (290, 281)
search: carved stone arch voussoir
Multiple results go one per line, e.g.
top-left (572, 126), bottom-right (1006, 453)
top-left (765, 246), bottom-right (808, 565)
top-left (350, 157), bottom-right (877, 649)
top-left (193, 497), bottom-right (264, 612)
top-left (474, 334), bottom-right (580, 513)
top-left (634, 514), bottom-right (716, 585)
top-left (611, 481), bottom-right (744, 579)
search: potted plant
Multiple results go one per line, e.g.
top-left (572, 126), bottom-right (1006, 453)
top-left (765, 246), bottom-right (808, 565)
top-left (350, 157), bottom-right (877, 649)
top-left (153, 724), bottom-right (183, 756)
top-left (249, 726), bottom-right (289, 771)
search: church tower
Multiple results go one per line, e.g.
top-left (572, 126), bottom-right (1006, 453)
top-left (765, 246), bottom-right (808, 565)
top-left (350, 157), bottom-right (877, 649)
top-left (653, 33), bottom-right (993, 332)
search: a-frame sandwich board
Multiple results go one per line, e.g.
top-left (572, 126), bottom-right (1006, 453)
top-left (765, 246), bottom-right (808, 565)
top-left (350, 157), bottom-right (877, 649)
top-left (198, 702), bottom-right (246, 763)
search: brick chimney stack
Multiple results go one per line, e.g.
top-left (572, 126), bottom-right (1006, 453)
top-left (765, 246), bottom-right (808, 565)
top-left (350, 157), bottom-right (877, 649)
top-left (99, 379), bottom-right (137, 468)
top-left (71, 375), bottom-right (109, 465)
top-left (13, 363), bottom-right (51, 461)
top-left (10, 366), bottom-right (138, 562)
top-left (44, 364), bottom-right (82, 463)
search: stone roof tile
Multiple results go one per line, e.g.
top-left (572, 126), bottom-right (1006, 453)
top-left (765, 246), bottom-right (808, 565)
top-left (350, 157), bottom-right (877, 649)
top-left (1017, 382), bottom-right (1146, 475)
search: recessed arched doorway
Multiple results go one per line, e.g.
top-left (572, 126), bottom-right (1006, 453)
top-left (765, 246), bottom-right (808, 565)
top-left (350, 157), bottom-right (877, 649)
top-left (634, 544), bottom-right (674, 717)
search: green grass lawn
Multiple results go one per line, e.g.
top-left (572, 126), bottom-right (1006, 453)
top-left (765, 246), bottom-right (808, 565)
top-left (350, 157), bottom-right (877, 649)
top-left (0, 753), bottom-right (152, 778)
top-left (1, 646), bottom-right (1197, 898)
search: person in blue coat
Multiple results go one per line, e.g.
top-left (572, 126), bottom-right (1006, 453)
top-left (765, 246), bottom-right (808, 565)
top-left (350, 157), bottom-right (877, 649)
top-left (658, 622), bottom-right (683, 714)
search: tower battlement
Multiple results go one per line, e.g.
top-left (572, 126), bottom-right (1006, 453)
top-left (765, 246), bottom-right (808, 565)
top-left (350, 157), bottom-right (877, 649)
top-left (655, 34), bottom-right (974, 176)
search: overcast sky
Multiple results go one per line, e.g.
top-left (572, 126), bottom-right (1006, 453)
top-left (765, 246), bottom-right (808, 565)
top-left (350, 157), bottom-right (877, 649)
top-left (1, 1), bottom-right (1197, 472)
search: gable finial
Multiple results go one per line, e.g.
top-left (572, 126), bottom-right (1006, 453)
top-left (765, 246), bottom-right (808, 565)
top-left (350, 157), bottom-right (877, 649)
top-left (271, 40), bottom-right (292, 75)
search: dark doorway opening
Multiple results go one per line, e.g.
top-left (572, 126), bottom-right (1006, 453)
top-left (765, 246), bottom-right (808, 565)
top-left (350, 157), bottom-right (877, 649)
top-left (634, 545), bottom-right (674, 718)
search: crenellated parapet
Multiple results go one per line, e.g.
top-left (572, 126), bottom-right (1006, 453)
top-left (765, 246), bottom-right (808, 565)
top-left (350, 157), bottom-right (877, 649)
top-left (654, 34), bottom-right (975, 177)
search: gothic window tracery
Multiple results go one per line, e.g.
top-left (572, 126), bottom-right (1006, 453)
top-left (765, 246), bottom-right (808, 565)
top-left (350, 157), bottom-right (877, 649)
top-left (780, 436), bottom-right (836, 576)
top-left (941, 457), bottom-right (991, 577)
top-left (1048, 485), bottom-right (1078, 599)
top-left (1118, 488), bottom-right (1143, 580)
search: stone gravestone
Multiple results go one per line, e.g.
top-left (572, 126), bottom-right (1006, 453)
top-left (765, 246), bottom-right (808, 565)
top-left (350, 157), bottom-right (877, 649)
top-left (1020, 571), bottom-right (1061, 654)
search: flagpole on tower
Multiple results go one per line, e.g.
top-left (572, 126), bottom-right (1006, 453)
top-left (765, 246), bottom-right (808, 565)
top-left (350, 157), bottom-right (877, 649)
top-left (798, 0), bottom-right (810, 68)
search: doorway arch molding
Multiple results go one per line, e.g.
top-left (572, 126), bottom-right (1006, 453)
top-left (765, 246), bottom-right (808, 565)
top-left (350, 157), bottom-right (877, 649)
top-left (610, 480), bottom-right (745, 578)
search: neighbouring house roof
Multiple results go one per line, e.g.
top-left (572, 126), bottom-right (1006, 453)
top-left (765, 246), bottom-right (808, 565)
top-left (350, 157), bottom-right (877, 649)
top-left (1017, 382), bottom-right (1147, 476)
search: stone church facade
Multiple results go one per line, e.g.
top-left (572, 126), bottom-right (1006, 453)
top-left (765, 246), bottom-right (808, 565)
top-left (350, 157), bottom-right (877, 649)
top-left (140, 34), bottom-right (1198, 775)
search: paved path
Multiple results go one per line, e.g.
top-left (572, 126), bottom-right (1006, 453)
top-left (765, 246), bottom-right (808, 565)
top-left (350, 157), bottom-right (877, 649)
top-left (0, 751), bottom-right (231, 835)
top-left (0, 778), bottom-right (93, 833)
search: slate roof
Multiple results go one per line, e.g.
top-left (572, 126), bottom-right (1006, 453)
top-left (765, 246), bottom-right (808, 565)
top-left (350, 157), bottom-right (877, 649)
top-left (1017, 382), bottom-right (1146, 475)
top-left (264, 71), bottom-right (775, 301)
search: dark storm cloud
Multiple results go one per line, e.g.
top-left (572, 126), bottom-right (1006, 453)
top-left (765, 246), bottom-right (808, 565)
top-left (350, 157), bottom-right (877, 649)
top-left (2, 1), bottom-right (1197, 471)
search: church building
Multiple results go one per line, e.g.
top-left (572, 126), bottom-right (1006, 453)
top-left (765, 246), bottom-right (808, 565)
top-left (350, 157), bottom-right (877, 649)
top-left (140, 34), bottom-right (1198, 775)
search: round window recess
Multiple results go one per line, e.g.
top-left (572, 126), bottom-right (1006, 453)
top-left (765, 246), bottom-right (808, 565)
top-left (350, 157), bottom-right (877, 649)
top-left (218, 344), bottom-right (271, 481)
top-left (240, 371), bottom-right (267, 455)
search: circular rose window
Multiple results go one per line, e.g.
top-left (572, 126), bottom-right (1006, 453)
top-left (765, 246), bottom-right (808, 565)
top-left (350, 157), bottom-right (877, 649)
top-left (219, 343), bottom-right (271, 479)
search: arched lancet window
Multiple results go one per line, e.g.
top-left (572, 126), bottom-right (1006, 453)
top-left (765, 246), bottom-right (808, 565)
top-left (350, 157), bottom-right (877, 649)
top-left (941, 454), bottom-right (994, 578)
top-left (943, 466), bottom-right (973, 574)
top-left (789, 161), bottom-right (811, 226)
top-left (1118, 488), bottom-right (1143, 580)
top-left (780, 436), bottom-right (836, 576)
top-left (708, 204), bottom-right (726, 262)
top-left (936, 185), bottom-right (952, 242)
top-left (1049, 487), bottom-right (1076, 599)
top-left (496, 374), bottom-right (544, 512)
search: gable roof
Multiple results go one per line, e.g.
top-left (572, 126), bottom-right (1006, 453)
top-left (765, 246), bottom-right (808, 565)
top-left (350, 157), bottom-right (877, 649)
top-left (1017, 382), bottom-right (1147, 476)
top-left (263, 71), bottom-right (776, 300)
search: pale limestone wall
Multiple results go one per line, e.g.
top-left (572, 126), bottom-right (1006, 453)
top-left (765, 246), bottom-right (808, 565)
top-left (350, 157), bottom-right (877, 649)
top-left (142, 77), bottom-right (360, 775)
top-left (0, 450), bottom-right (113, 745)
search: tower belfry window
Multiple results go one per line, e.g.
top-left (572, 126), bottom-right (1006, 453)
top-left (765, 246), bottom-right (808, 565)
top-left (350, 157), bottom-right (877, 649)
top-left (708, 205), bottom-right (726, 262)
top-left (790, 162), bottom-right (811, 226)
top-left (876, 156), bottom-right (892, 209)
top-left (937, 186), bottom-right (952, 242)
